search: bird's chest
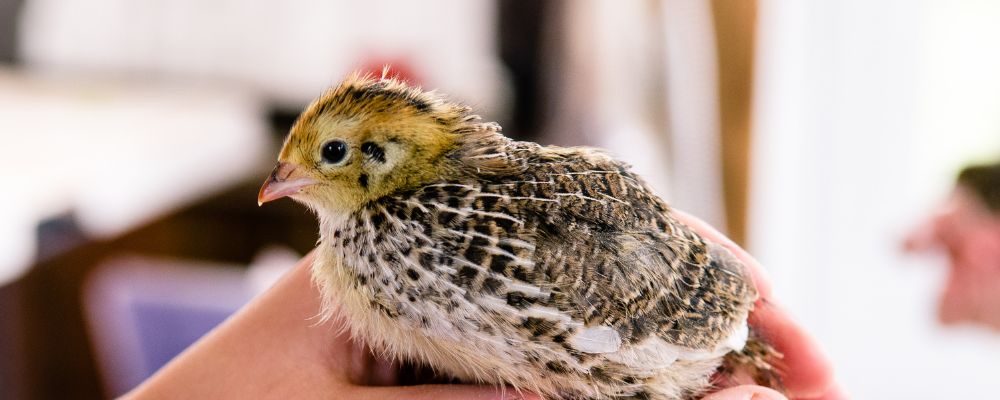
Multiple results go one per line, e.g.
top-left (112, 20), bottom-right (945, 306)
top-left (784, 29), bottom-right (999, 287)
top-left (322, 212), bottom-right (495, 344)
top-left (316, 215), bottom-right (544, 381)
top-left (316, 194), bottom-right (570, 377)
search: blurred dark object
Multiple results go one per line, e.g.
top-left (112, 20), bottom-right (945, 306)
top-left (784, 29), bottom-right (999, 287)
top-left (35, 212), bottom-right (87, 261)
top-left (498, 0), bottom-right (549, 141)
top-left (0, 282), bottom-right (26, 399)
top-left (5, 180), bottom-right (317, 399)
top-left (267, 107), bottom-right (302, 141)
top-left (0, 0), bottom-right (23, 63)
top-left (958, 162), bottom-right (1000, 212)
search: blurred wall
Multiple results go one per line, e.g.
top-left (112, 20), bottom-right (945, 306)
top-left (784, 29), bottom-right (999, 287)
top-left (752, 1), bottom-right (1000, 398)
top-left (17, 0), bottom-right (507, 113)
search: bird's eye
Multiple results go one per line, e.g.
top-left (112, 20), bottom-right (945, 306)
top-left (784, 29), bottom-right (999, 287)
top-left (321, 140), bottom-right (349, 164)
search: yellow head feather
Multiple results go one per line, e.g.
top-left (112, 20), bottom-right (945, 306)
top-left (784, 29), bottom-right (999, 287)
top-left (274, 73), bottom-right (491, 214)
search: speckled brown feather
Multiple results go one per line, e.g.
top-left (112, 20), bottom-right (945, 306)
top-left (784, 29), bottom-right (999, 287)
top-left (277, 75), bottom-right (779, 399)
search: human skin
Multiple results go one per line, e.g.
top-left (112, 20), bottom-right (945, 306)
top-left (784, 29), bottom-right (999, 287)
top-left (123, 211), bottom-right (841, 400)
top-left (906, 187), bottom-right (1000, 329)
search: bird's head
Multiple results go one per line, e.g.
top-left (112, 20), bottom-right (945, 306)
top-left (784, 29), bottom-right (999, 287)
top-left (258, 74), bottom-right (475, 215)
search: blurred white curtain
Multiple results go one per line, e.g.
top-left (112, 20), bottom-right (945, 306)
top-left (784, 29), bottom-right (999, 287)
top-left (541, 0), bottom-right (727, 230)
top-left (0, 72), bottom-right (267, 285)
top-left (17, 0), bottom-right (507, 112)
top-left (752, 1), bottom-right (1000, 398)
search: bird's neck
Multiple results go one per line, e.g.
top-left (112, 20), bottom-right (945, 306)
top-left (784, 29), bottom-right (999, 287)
top-left (317, 196), bottom-right (423, 283)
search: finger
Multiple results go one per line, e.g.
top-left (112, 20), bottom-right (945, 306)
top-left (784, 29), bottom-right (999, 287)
top-left (345, 340), bottom-right (401, 386)
top-left (749, 301), bottom-right (834, 399)
top-left (796, 384), bottom-right (849, 400)
top-left (346, 340), bottom-right (372, 384)
top-left (350, 384), bottom-right (542, 400)
top-left (670, 209), bottom-right (773, 298)
top-left (277, 250), bottom-right (366, 383)
top-left (369, 356), bottom-right (401, 386)
top-left (702, 385), bottom-right (788, 400)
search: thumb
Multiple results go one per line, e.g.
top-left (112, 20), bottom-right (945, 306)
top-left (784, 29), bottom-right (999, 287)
top-left (352, 384), bottom-right (543, 400)
top-left (701, 385), bottom-right (788, 400)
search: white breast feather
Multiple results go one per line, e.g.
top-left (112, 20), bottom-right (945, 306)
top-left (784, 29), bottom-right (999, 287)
top-left (568, 325), bottom-right (622, 354)
top-left (604, 319), bottom-right (750, 369)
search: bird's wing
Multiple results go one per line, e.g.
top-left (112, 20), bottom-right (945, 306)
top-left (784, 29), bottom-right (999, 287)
top-left (412, 140), bottom-right (755, 363)
top-left (469, 145), bottom-right (757, 356)
top-left (534, 223), bottom-right (756, 360)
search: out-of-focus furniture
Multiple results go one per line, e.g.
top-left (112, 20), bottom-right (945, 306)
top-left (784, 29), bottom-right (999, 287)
top-left (8, 180), bottom-right (319, 399)
top-left (83, 250), bottom-right (298, 397)
top-left (84, 257), bottom-right (254, 397)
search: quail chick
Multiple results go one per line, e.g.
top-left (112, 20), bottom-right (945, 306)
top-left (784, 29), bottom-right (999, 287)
top-left (258, 74), bottom-right (779, 400)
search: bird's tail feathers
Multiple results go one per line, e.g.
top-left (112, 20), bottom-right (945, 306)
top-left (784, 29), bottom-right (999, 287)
top-left (720, 328), bottom-right (784, 392)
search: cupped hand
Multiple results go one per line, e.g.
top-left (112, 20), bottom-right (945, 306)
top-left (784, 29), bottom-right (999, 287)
top-left (128, 213), bottom-right (842, 400)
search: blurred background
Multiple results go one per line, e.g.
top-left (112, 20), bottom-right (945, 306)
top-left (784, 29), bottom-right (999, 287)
top-left (2, 0), bottom-right (1000, 398)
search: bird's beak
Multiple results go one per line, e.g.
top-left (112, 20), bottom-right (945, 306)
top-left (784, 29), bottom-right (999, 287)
top-left (258, 162), bottom-right (319, 206)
